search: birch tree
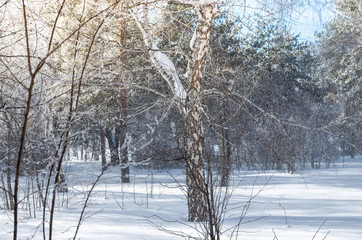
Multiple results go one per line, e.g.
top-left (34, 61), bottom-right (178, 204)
top-left (130, 0), bottom-right (218, 221)
top-left (184, 3), bottom-right (216, 222)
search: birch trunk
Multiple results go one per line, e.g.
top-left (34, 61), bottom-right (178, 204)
top-left (131, 1), bottom-right (216, 222)
top-left (185, 4), bottom-right (214, 222)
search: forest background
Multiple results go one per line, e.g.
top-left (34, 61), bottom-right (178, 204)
top-left (0, 0), bottom-right (361, 239)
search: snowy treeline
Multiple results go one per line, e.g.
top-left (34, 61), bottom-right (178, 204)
top-left (0, 0), bottom-right (360, 239)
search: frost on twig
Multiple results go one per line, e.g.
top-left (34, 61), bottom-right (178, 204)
top-left (174, 0), bottom-right (218, 5)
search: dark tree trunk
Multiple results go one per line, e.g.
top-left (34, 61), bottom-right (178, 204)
top-left (100, 126), bottom-right (107, 171)
top-left (220, 125), bottom-right (231, 187)
top-left (13, 66), bottom-right (36, 240)
top-left (220, 91), bottom-right (231, 187)
top-left (119, 100), bottom-right (130, 183)
top-left (118, 6), bottom-right (130, 183)
top-left (104, 127), bottom-right (120, 166)
top-left (57, 171), bottom-right (68, 193)
top-left (5, 116), bottom-right (14, 210)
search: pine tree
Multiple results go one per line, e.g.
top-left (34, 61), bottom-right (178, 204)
top-left (315, 0), bottom-right (361, 157)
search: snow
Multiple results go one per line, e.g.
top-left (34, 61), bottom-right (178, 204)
top-left (1, 156), bottom-right (362, 239)
top-left (151, 43), bottom-right (186, 100)
top-left (131, 7), bottom-right (186, 102)
top-left (176, 0), bottom-right (218, 5)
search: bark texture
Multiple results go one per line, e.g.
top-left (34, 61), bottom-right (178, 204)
top-left (131, 1), bottom-right (216, 222)
top-left (185, 4), bottom-right (215, 222)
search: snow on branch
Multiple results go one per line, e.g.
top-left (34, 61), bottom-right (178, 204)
top-left (130, 4), bottom-right (186, 102)
top-left (173, 0), bottom-right (218, 5)
top-left (152, 44), bottom-right (187, 100)
top-left (130, 0), bottom-right (219, 112)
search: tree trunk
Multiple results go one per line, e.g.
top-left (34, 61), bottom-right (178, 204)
top-left (185, 4), bottom-right (214, 222)
top-left (220, 91), bottom-right (231, 187)
top-left (13, 69), bottom-right (35, 240)
top-left (131, 1), bottom-right (215, 222)
top-left (220, 124), bottom-right (231, 187)
top-left (5, 116), bottom-right (14, 210)
top-left (100, 126), bottom-right (107, 171)
top-left (80, 146), bottom-right (84, 161)
top-left (104, 127), bottom-right (120, 166)
top-left (118, 4), bottom-right (130, 183)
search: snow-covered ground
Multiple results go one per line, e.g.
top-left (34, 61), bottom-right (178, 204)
top-left (1, 156), bottom-right (361, 239)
